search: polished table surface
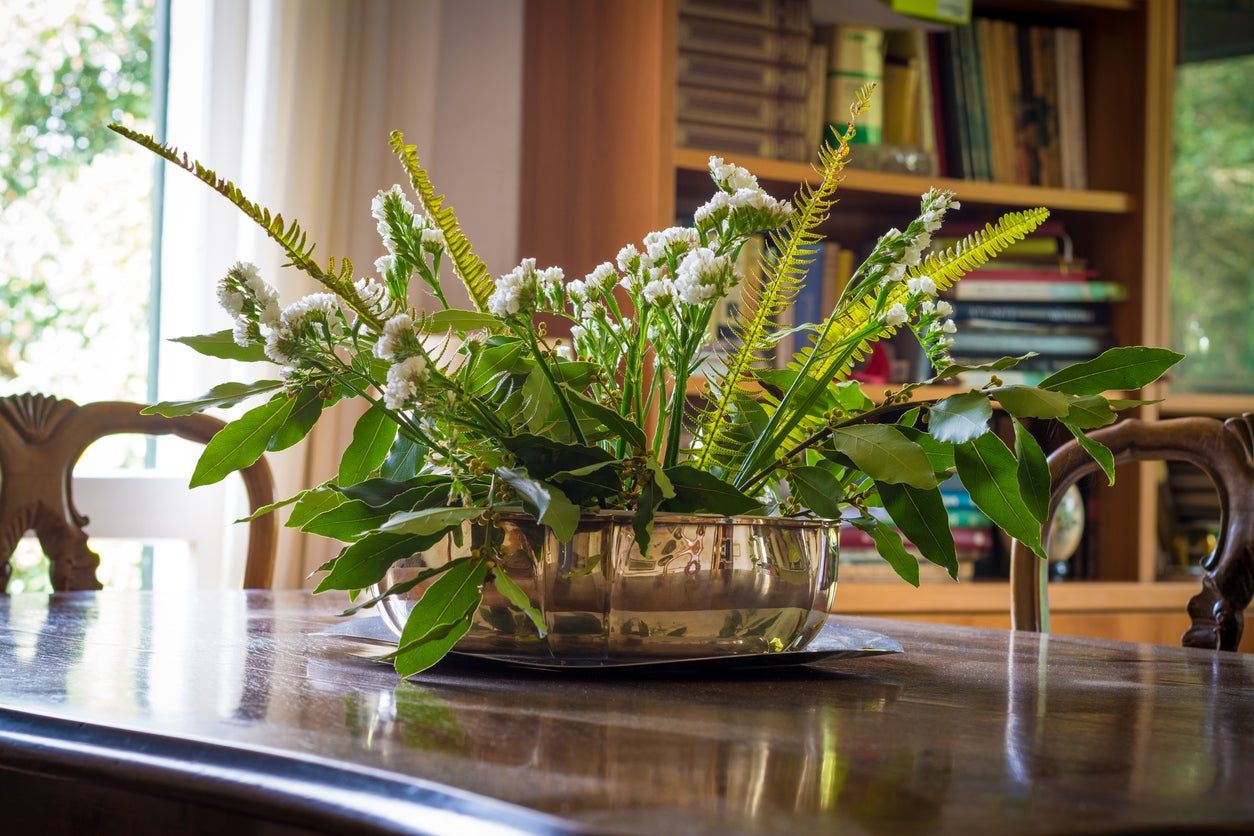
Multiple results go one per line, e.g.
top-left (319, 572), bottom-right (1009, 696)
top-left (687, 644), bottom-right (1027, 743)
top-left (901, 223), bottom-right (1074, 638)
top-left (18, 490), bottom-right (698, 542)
top-left (0, 590), bottom-right (1252, 835)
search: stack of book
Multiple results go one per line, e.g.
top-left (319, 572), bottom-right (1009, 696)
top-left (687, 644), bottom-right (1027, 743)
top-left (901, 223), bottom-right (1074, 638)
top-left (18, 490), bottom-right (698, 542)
top-left (838, 478), bottom-right (993, 582)
top-left (932, 18), bottom-right (1088, 187)
top-left (933, 222), bottom-right (1126, 386)
top-left (1159, 462), bottom-right (1219, 580)
top-left (676, 0), bottom-right (821, 162)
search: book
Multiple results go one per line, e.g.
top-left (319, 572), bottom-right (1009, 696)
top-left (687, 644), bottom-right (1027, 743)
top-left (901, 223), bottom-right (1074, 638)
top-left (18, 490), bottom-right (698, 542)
top-left (676, 121), bottom-right (810, 161)
top-left (962, 267), bottom-right (1096, 282)
top-left (841, 524), bottom-right (993, 553)
top-left (678, 15), bottom-right (811, 66)
top-left (677, 85), bottom-right (809, 133)
top-left (950, 280), bottom-right (1127, 302)
top-left (803, 44), bottom-right (829, 153)
top-left (1056, 27), bottom-right (1088, 189)
top-left (818, 25), bottom-right (884, 145)
top-left (681, 0), bottom-right (810, 33)
top-left (837, 558), bottom-right (976, 583)
top-left (949, 330), bottom-right (1107, 356)
top-left (677, 52), bottom-right (809, 99)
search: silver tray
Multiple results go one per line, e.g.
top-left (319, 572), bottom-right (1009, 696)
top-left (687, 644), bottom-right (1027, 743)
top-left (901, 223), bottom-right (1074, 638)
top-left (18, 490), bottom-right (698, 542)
top-left (319, 616), bottom-right (902, 672)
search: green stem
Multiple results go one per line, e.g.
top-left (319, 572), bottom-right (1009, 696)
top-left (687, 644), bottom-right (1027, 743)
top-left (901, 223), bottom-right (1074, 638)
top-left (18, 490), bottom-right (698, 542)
top-left (521, 324), bottom-right (587, 445)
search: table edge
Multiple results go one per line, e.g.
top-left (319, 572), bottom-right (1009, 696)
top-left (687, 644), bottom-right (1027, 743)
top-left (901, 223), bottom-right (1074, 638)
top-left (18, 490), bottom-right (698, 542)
top-left (0, 705), bottom-right (577, 836)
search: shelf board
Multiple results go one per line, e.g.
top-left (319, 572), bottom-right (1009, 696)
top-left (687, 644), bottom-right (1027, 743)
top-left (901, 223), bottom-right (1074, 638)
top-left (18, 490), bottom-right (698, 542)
top-left (1159, 392), bottom-right (1254, 417)
top-left (832, 580), bottom-right (1198, 616)
top-left (674, 147), bottom-right (1135, 214)
top-left (685, 377), bottom-right (965, 402)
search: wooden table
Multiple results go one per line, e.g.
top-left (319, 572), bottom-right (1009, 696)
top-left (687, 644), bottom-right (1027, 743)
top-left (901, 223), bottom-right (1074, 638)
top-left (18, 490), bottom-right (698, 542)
top-left (0, 591), bottom-right (1251, 835)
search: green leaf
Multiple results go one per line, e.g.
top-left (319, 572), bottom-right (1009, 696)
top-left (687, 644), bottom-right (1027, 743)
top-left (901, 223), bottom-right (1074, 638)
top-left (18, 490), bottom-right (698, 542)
top-left (1064, 395), bottom-right (1118, 430)
top-left (1107, 398), bottom-right (1161, 411)
top-left (896, 406), bottom-right (922, 428)
top-left (549, 460), bottom-right (622, 505)
top-left (661, 465), bottom-right (763, 516)
top-left (1039, 347), bottom-right (1185, 395)
top-left (465, 340), bottom-right (525, 393)
top-left (339, 475), bottom-right (452, 508)
top-left (850, 517), bottom-right (919, 586)
top-left (392, 556), bottom-right (491, 677)
top-left (877, 482), bottom-right (958, 579)
top-left (927, 392), bottom-right (993, 444)
top-left (286, 487), bottom-right (344, 528)
top-left (142, 379), bottom-right (284, 417)
top-left (633, 470), bottom-right (667, 556)
top-left (302, 499), bottom-right (388, 541)
top-left (1063, 421), bottom-right (1116, 485)
top-left (337, 561), bottom-right (464, 617)
top-left (991, 385), bottom-right (1075, 419)
top-left (519, 365), bottom-right (556, 433)
top-left (565, 388), bottom-right (647, 452)
top-left (500, 434), bottom-right (612, 481)
top-left (491, 567), bottom-right (547, 636)
top-left (170, 330), bottom-right (269, 362)
top-left (418, 308), bottom-right (503, 333)
top-left (897, 426), bottom-right (955, 473)
top-left (314, 530), bottom-right (453, 592)
top-left (931, 353), bottom-right (1037, 381)
top-left (339, 405), bottom-right (399, 485)
top-left (954, 434), bottom-right (1045, 557)
top-left (789, 466), bottom-right (844, 519)
top-left (380, 507), bottom-right (486, 536)
top-left (381, 436), bottom-right (425, 481)
top-left (496, 467), bottom-right (581, 541)
top-left (268, 386), bottom-right (324, 451)
top-left (827, 425), bottom-right (937, 489)
top-left (190, 393), bottom-right (295, 487)
top-left (235, 489), bottom-right (308, 523)
top-left (644, 459), bottom-right (676, 500)
top-left (1012, 417), bottom-right (1051, 524)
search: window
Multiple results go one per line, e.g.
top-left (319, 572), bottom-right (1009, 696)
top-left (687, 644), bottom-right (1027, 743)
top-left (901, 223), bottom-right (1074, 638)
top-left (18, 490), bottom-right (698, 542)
top-left (1169, 1), bottom-right (1254, 393)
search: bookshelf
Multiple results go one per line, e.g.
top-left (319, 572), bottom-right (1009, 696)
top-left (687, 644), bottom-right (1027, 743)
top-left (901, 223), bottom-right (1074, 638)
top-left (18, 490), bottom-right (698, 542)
top-left (518, 0), bottom-right (1242, 647)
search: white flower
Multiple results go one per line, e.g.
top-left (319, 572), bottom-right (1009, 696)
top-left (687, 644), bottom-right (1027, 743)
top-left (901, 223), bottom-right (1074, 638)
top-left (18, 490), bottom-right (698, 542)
top-left (939, 319), bottom-right (957, 334)
top-left (570, 324), bottom-right (586, 341)
top-left (383, 355), bottom-right (429, 410)
top-left (487, 259), bottom-right (536, 317)
top-left (674, 247), bottom-right (732, 305)
top-left (280, 293), bottom-right (339, 331)
top-left (882, 263), bottom-right (907, 285)
top-left (726, 187), bottom-right (794, 226)
top-left (264, 328), bottom-right (295, 365)
top-left (371, 184), bottom-right (413, 222)
top-left (616, 244), bottom-right (641, 274)
top-left (354, 277), bottom-right (388, 309)
top-left (373, 313), bottom-right (418, 361)
top-left (935, 300), bottom-right (954, 317)
top-left (555, 345), bottom-right (573, 361)
top-left (707, 155), bottom-right (758, 191)
top-left (920, 300), bottom-right (936, 315)
top-left (420, 227), bottom-right (445, 248)
top-left (231, 319), bottom-right (254, 347)
top-left (565, 280), bottom-right (588, 303)
top-left (694, 191), bottom-right (730, 226)
top-left (217, 286), bottom-right (245, 317)
top-left (907, 276), bottom-right (938, 296)
top-left (643, 226), bottom-right (699, 266)
top-left (642, 277), bottom-right (676, 305)
top-left (536, 266), bottom-right (564, 290)
top-left (884, 303), bottom-right (908, 327)
top-left (375, 254), bottom-right (396, 277)
top-left (586, 261), bottom-right (617, 292)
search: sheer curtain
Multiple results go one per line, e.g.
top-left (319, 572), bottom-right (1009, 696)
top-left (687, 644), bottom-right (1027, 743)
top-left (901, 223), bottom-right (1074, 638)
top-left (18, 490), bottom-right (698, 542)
top-left (158, 0), bottom-right (522, 587)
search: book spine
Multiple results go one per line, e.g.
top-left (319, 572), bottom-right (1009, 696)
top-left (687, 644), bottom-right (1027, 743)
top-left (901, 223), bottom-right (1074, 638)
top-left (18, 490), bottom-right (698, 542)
top-left (964, 268), bottom-right (1095, 282)
top-left (1003, 21), bottom-right (1027, 184)
top-left (959, 22), bottom-right (991, 179)
top-left (678, 16), bottom-right (811, 67)
top-left (950, 330), bottom-right (1105, 356)
top-left (926, 33), bottom-right (948, 174)
top-left (680, 0), bottom-right (811, 34)
top-left (675, 121), bottom-right (809, 161)
top-left (821, 25), bottom-right (884, 145)
top-left (952, 280), bottom-right (1127, 302)
top-left (677, 51), bottom-right (809, 99)
top-left (1016, 22), bottom-right (1040, 185)
top-left (677, 85), bottom-right (809, 133)
top-left (803, 44), bottom-right (829, 155)
top-left (977, 19), bottom-right (1005, 181)
top-left (951, 301), bottom-right (1110, 326)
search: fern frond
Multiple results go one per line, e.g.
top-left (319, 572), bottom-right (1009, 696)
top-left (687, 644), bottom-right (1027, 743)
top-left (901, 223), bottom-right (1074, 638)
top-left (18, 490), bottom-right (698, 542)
top-left (388, 131), bottom-right (494, 313)
top-left (109, 124), bottom-right (382, 329)
top-left (742, 207), bottom-right (1051, 481)
top-left (691, 85), bottom-right (874, 472)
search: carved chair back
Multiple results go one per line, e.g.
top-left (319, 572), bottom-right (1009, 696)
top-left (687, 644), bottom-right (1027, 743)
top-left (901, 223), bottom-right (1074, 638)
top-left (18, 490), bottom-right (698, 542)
top-left (0, 395), bottom-right (277, 590)
top-left (1010, 414), bottom-right (1254, 651)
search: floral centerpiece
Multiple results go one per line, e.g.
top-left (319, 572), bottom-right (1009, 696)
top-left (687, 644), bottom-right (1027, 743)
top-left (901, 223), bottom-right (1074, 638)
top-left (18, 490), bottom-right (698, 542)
top-left (114, 89), bottom-right (1181, 676)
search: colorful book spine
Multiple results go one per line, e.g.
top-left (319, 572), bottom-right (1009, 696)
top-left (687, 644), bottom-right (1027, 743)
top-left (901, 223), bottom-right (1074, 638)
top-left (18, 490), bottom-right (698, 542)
top-left (951, 280), bottom-right (1127, 303)
top-left (819, 25), bottom-right (884, 145)
top-left (949, 331), bottom-right (1107, 356)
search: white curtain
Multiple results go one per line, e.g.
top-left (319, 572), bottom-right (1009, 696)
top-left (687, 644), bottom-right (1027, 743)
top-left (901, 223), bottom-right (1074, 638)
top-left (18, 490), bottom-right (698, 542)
top-left (159, 0), bottom-right (522, 587)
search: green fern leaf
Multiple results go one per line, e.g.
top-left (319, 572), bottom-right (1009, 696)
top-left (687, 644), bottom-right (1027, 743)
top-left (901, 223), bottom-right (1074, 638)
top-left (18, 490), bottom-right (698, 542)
top-left (740, 207), bottom-right (1051, 483)
top-left (388, 131), bottom-right (494, 312)
top-left (691, 85), bottom-right (874, 472)
top-left (108, 124), bottom-right (382, 329)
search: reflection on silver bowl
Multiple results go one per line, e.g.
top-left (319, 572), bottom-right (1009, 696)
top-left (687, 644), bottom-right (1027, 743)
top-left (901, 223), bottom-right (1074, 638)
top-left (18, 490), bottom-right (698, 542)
top-left (372, 512), bottom-right (839, 661)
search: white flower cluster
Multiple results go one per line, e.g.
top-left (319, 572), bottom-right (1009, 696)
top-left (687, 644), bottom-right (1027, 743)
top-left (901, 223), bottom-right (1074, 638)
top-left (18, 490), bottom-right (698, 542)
top-left (488, 258), bottom-right (537, 317)
top-left (874, 189), bottom-right (961, 287)
top-left (708, 155), bottom-right (758, 192)
top-left (642, 226), bottom-right (699, 268)
top-left (370, 184), bottom-right (445, 284)
top-left (674, 247), bottom-right (735, 305)
top-left (373, 313), bottom-right (422, 362)
top-left (693, 186), bottom-right (794, 231)
top-left (262, 293), bottom-right (342, 365)
top-left (354, 277), bottom-right (388, 310)
top-left (383, 355), bottom-right (429, 410)
top-left (216, 261), bottom-right (281, 346)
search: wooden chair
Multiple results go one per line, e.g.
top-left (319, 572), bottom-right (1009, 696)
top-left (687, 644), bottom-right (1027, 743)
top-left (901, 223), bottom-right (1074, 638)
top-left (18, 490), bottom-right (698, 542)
top-left (0, 394), bottom-right (277, 590)
top-left (1010, 414), bottom-right (1254, 651)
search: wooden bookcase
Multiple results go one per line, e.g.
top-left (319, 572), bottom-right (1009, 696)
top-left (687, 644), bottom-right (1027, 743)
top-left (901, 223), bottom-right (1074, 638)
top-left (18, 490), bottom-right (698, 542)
top-left (519, 0), bottom-right (1253, 649)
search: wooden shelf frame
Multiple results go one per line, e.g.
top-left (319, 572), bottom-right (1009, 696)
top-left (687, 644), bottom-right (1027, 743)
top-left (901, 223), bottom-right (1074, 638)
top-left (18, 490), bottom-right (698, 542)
top-left (674, 147), bottom-right (1136, 214)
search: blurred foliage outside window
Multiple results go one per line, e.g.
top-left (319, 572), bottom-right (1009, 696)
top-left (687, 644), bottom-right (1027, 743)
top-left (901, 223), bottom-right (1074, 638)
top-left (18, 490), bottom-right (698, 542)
top-left (1, 0), bottom-right (158, 591)
top-left (1170, 48), bottom-right (1254, 392)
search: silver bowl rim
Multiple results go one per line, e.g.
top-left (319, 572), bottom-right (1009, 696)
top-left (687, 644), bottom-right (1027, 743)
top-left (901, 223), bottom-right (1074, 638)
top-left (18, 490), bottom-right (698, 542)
top-left (482, 508), bottom-right (838, 529)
